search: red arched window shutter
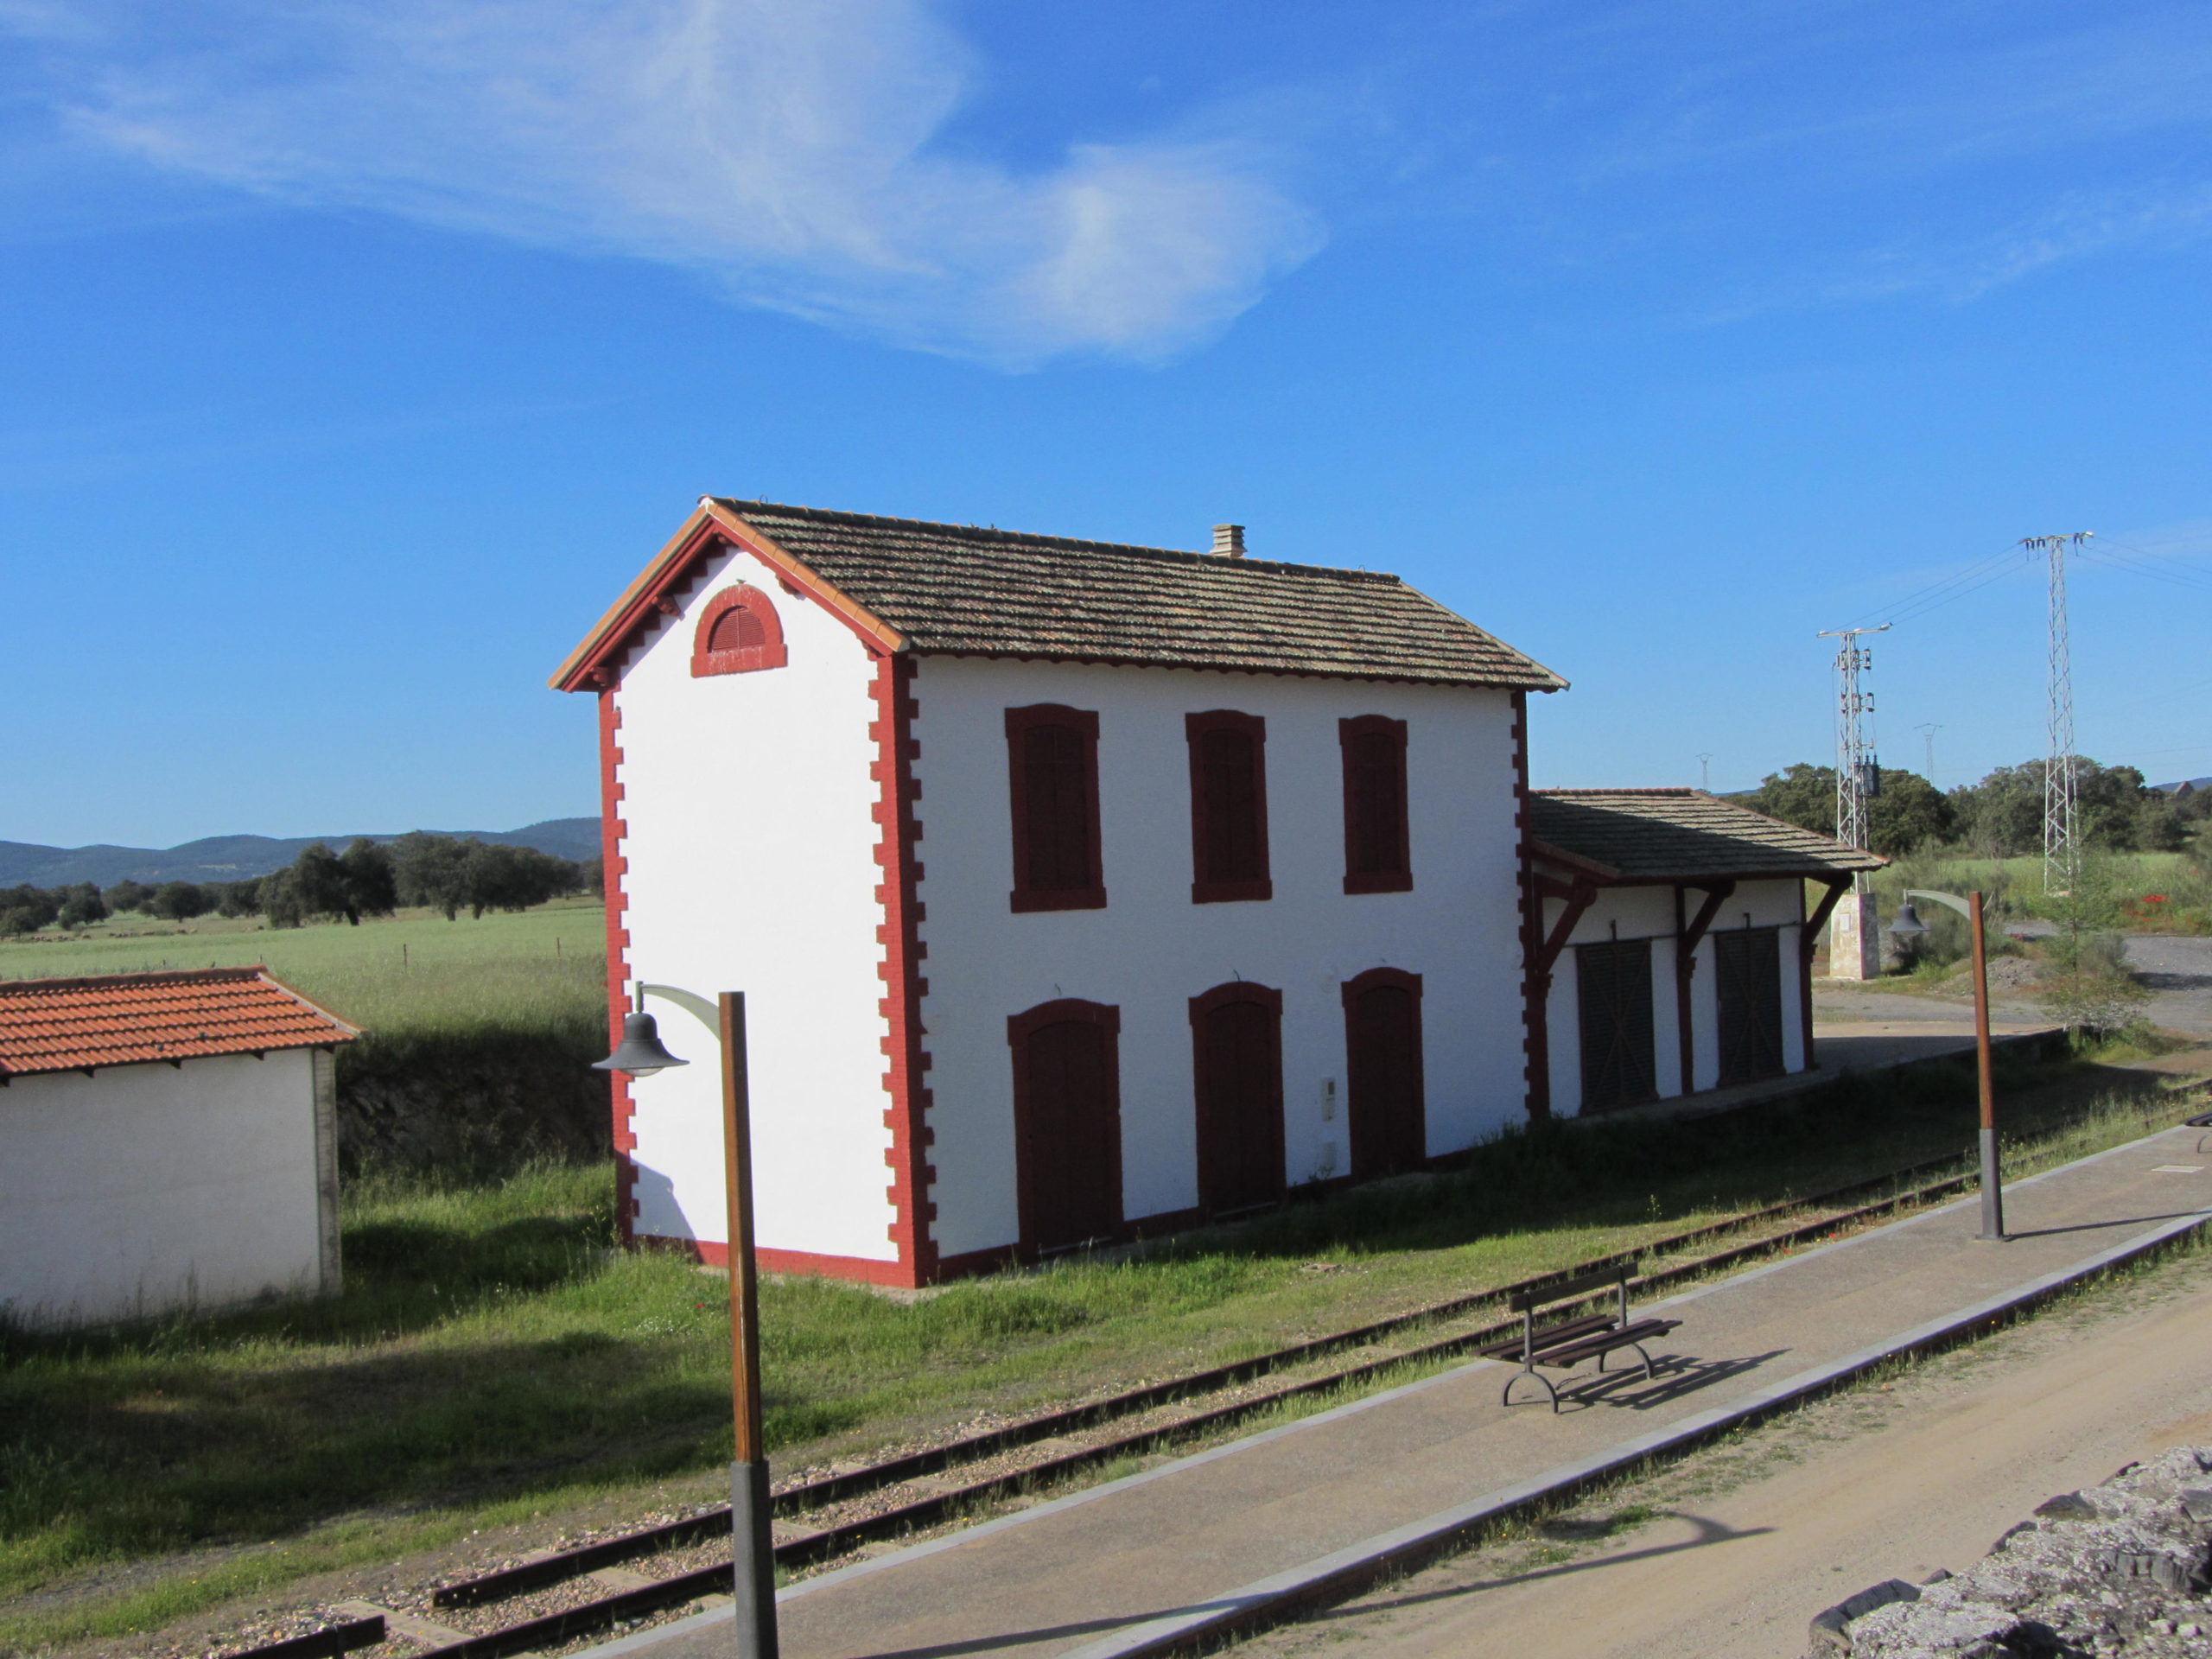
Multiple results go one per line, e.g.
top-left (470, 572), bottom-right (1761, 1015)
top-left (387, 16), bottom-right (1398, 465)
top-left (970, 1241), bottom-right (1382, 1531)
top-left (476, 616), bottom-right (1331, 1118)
top-left (1185, 710), bottom-right (1271, 904)
top-left (690, 585), bottom-right (789, 677)
top-left (1339, 715), bottom-right (1411, 893)
top-left (1005, 705), bottom-right (1105, 912)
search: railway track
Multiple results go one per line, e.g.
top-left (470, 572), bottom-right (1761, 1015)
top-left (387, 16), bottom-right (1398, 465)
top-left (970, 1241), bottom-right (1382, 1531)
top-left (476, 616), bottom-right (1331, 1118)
top-left (219, 1113), bottom-right (2194, 1659)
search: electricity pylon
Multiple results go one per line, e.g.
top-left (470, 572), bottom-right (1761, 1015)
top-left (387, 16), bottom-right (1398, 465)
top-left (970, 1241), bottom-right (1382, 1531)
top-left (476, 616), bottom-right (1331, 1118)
top-left (2021, 533), bottom-right (2091, 893)
top-left (1816, 624), bottom-right (1890, 860)
top-left (1915, 722), bottom-right (1941, 786)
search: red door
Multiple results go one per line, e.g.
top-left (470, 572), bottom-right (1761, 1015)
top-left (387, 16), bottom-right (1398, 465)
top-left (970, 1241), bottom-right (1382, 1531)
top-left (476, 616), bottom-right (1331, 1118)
top-left (1009, 1001), bottom-right (1122, 1253)
top-left (1191, 983), bottom-right (1285, 1216)
top-left (1344, 970), bottom-right (1425, 1177)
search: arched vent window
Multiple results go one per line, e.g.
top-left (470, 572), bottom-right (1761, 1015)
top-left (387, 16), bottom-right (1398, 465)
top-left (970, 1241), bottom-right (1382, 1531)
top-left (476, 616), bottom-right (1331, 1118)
top-left (690, 584), bottom-right (789, 677)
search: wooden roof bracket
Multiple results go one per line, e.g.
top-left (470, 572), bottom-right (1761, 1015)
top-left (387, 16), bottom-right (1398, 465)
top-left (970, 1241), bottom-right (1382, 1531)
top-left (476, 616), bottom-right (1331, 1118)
top-left (1532, 873), bottom-right (1601, 984)
top-left (1677, 880), bottom-right (1737, 972)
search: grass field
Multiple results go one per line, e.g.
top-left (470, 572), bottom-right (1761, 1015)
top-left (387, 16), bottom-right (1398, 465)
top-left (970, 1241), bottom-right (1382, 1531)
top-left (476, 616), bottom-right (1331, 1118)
top-left (0, 901), bottom-right (608, 1039)
top-left (2, 1039), bottom-right (2201, 1654)
top-left (1867, 849), bottom-right (2211, 933)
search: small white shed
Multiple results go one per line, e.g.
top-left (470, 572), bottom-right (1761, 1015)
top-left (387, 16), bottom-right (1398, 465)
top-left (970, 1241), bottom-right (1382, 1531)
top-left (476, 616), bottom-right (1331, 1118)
top-left (0, 967), bottom-right (359, 1326)
top-left (1523, 791), bottom-right (1883, 1116)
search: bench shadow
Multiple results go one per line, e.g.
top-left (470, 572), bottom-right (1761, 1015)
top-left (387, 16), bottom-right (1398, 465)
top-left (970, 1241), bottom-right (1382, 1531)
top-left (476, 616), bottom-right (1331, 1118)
top-left (856, 1608), bottom-right (1224, 1659)
top-left (2004, 1207), bottom-right (2212, 1242)
top-left (850, 1513), bottom-right (1776, 1659)
top-left (1310, 1510), bottom-right (1775, 1621)
top-left (1541, 1349), bottom-right (1789, 1413)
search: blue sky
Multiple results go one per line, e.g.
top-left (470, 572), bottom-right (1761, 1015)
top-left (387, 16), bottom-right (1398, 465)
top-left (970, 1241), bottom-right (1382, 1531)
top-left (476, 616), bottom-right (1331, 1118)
top-left (5, 0), bottom-right (2211, 847)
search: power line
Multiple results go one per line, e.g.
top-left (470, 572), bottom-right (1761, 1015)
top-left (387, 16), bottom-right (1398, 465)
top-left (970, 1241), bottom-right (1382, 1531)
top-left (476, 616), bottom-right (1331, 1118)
top-left (1841, 546), bottom-right (2023, 632)
top-left (2078, 671), bottom-right (2212, 722)
top-left (2080, 545), bottom-right (2212, 595)
top-left (1915, 722), bottom-right (1942, 786)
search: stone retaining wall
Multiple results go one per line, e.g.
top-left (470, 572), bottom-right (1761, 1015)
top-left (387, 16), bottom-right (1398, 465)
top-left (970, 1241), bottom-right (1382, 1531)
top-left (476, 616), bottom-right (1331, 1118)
top-left (1811, 1447), bottom-right (2212, 1656)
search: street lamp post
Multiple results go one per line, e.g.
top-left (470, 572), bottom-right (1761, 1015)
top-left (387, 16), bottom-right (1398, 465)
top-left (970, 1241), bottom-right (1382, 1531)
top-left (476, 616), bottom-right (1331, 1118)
top-left (1887, 890), bottom-right (2003, 1241)
top-left (595, 985), bottom-right (779, 1659)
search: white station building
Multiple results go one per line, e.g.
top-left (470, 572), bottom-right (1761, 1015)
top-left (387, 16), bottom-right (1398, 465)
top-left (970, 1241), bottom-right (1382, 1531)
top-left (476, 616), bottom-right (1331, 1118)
top-left (555, 500), bottom-right (1874, 1287)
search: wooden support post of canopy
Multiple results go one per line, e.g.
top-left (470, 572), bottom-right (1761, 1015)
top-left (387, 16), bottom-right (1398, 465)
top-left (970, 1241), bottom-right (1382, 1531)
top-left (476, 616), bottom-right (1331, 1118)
top-left (1673, 880), bottom-right (1735, 1096)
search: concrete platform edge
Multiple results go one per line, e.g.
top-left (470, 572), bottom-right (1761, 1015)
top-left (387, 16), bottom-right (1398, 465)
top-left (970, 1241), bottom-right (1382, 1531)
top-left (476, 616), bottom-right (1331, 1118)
top-left (1051, 1201), bottom-right (2212, 1659)
top-left (570, 1126), bottom-right (2209, 1659)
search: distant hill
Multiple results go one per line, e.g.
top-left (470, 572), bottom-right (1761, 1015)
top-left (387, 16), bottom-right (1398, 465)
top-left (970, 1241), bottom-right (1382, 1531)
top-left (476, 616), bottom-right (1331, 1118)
top-left (0, 818), bottom-right (601, 888)
top-left (2154, 777), bottom-right (2212, 795)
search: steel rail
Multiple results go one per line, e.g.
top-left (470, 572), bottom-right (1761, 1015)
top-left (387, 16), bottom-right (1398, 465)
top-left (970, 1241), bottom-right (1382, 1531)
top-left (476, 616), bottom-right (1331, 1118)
top-left (238, 1103), bottom-right (2207, 1659)
top-left (422, 1149), bottom-right (1983, 1621)
top-left (363, 1164), bottom-right (1990, 1659)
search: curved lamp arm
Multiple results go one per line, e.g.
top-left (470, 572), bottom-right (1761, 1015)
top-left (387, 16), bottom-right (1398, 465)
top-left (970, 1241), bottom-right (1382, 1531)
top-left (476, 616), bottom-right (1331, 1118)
top-left (636, 982), bottom-right (722, 1036)
top-left (1903, 888), bottom-right (1982, 921)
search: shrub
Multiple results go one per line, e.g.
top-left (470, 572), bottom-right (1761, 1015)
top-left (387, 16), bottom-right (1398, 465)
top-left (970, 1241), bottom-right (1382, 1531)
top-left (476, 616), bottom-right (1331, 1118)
top-left (56, 885), bottom-right (107, 930)
top-left (146, 881), bottom-right (212, 922)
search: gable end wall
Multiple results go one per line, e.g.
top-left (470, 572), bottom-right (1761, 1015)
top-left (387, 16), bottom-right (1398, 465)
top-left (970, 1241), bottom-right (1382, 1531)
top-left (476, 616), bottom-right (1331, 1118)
top-left (605, 539), bottom-right (913, 1276)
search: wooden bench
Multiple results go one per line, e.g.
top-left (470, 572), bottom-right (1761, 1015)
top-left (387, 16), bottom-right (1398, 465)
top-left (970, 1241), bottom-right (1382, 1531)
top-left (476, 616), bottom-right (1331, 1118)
top-left (1478, 1265), bottom-right (1681, 1412)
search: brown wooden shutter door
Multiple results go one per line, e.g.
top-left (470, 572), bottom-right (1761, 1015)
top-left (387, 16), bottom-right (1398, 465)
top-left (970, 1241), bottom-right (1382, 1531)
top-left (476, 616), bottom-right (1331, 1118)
top-left (1199, 728), bottom-right (1262, 883)
top-left (1346, 983), bottom-right (1424, 1176)
top-left (1194, 997), bottom-right (1286, 1215)
top-left (1716, 928), bottom-right (1785, 1085)
top-left (1577, 938), bottom-right (1656, 1111)
top-left (1023, 723), bottom-right (1090, 892)
top-left (1017, 1019), bottom-right (1122, 1250)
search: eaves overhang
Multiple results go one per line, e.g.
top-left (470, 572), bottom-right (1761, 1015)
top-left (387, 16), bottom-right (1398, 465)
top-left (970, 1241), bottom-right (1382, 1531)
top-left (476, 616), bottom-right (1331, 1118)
top-left (550, 501), bottom-right (906, 693)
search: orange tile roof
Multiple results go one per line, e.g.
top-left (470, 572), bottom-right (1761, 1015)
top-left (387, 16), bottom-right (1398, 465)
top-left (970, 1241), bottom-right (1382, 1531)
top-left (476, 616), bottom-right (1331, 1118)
top-left (0, 968), bottom-right (360, 1078)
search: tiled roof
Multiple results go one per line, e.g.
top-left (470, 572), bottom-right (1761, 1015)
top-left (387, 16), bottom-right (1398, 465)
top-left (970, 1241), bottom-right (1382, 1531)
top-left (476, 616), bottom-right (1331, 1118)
top-left (0, 967), bottom-right (359, 1078)
top-left (1528, 790), bottom-right (1885, 881)
top-left (555, 500), bottom-right (1566, 692)
top-left (722, 501), bottom-right (1565, 689)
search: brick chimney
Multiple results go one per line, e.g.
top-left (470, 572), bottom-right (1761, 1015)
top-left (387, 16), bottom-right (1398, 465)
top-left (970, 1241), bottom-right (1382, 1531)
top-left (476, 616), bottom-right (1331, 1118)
top-left (1211, 524), bottom-right (1245, 558)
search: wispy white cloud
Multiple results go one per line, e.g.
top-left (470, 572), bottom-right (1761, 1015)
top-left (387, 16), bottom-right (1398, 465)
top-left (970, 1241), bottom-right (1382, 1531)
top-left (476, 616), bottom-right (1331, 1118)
top-left (1694, 179), bottom-right (2212, 321)
top-left (3, 0), bottom-right (1325, 365)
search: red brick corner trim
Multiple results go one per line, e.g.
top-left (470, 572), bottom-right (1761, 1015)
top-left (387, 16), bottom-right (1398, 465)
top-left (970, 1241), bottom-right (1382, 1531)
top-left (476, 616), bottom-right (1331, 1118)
top-left (598, 688), bottom-right (639, 1240)
top-left (873, 652), bottom-right (936, 1286)
top-left (1510, 690), bottom-right (1552, 1122)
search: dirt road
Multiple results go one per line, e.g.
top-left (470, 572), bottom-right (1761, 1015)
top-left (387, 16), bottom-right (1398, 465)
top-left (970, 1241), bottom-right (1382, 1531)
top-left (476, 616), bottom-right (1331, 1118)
top-left (1236, 1243), bottom-right (2212, 1659)
top-left (2126, 934), bottom-right (2212, 1037)
top-left (1815, 931), bottom-right (2212, 1037)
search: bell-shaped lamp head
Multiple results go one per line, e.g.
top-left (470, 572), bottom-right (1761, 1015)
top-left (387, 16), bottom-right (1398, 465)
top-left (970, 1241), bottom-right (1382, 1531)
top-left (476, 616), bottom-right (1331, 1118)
top-left (594, 1010), bottom-right (689, 1077)
top-left (1887, 900), bottom-right (1930, 939)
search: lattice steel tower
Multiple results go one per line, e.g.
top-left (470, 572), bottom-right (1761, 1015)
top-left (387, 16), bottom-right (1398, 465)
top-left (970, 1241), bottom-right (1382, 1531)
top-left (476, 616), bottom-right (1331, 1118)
top-left (2022, 532), bottom-right (2091, 893)
top-left (1817, 624), bottom-right (1890, 866)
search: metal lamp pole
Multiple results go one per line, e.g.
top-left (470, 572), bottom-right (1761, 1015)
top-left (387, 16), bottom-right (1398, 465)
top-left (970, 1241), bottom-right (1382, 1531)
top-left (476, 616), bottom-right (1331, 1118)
top-left (595, 985), bottom-right (779, 1659)
top-left (1889, 890), bottom-right (2002, 1241)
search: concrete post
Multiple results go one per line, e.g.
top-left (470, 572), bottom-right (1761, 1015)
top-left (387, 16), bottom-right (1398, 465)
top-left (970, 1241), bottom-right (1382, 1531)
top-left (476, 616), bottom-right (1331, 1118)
top-left (1826, 888), bottom-right (1882, 981)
